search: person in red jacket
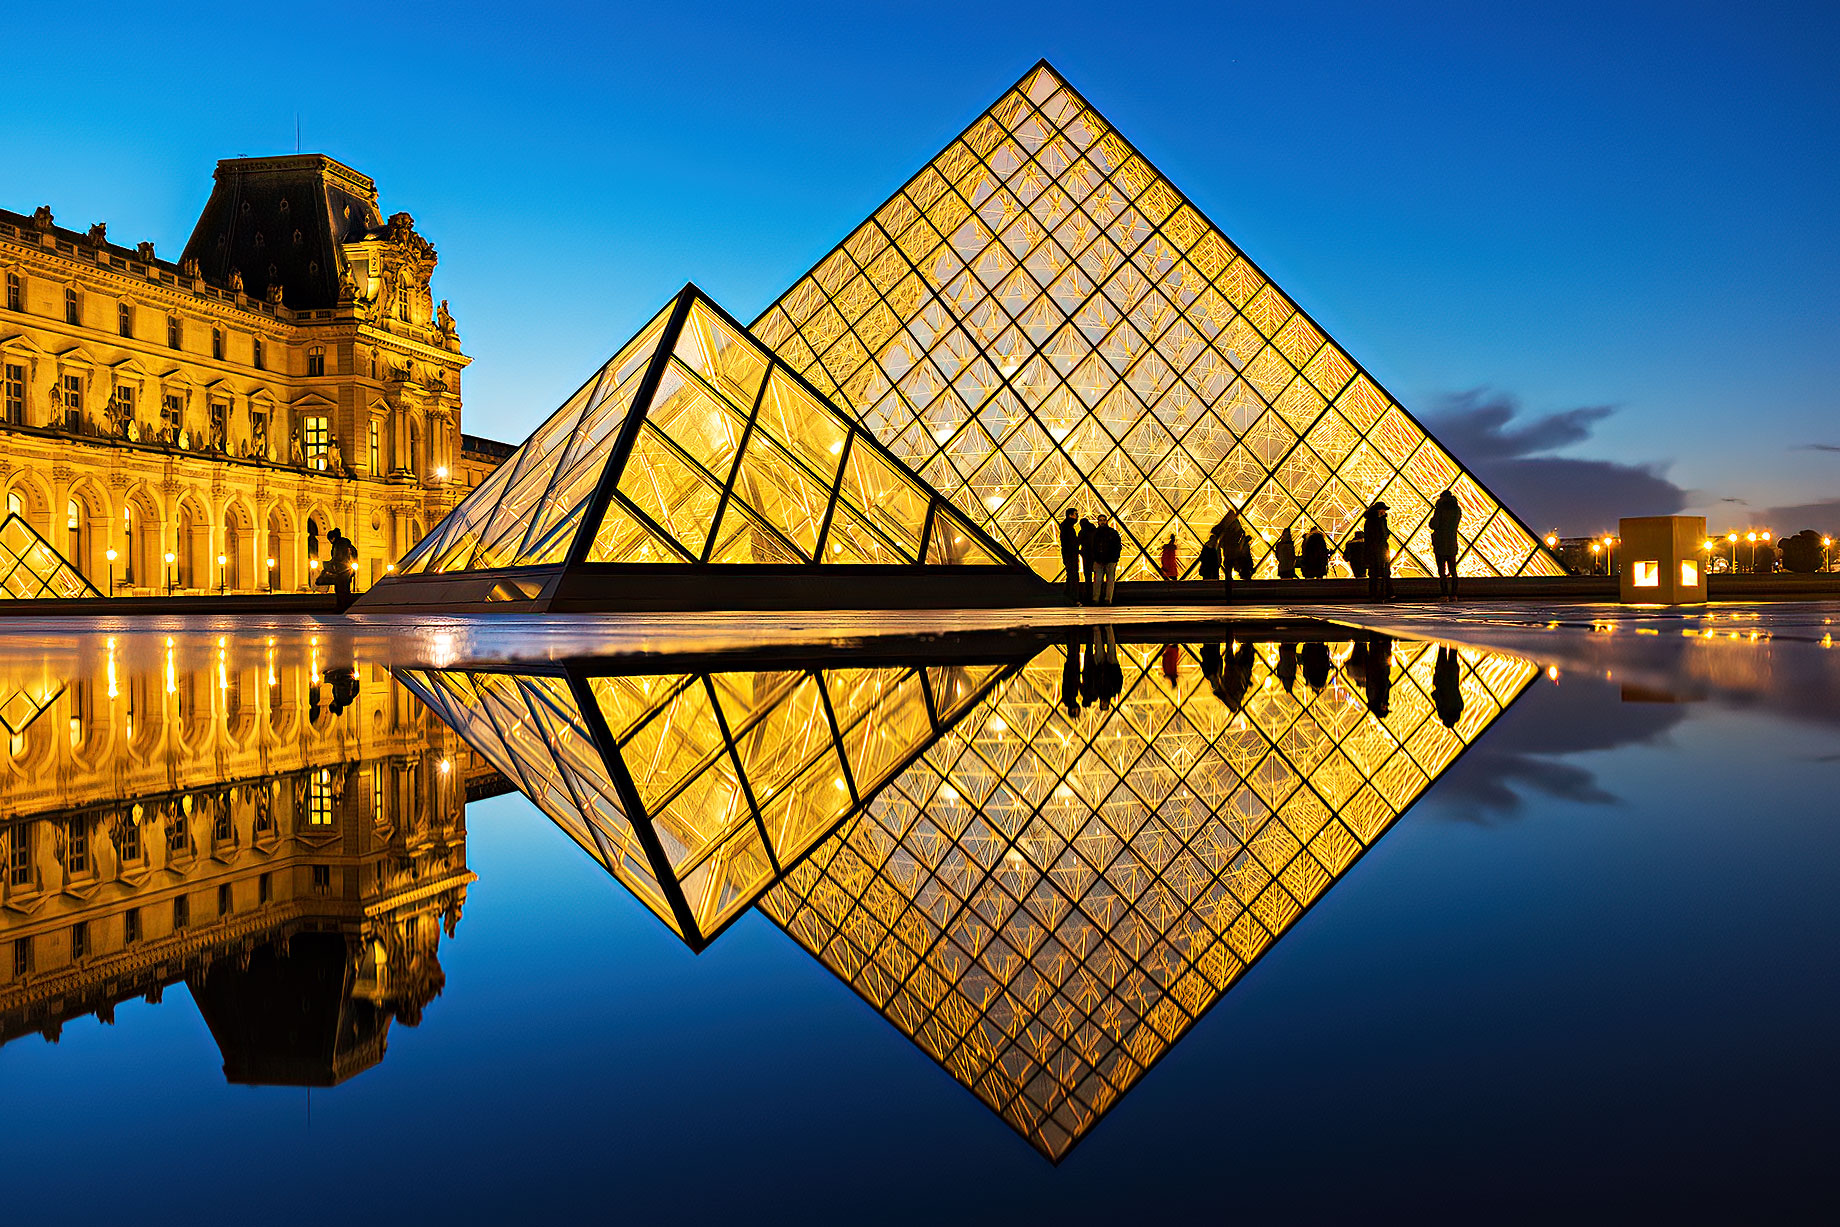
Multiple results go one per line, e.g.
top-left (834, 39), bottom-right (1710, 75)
top-left (1159, 534), bottom-right (1179, 580)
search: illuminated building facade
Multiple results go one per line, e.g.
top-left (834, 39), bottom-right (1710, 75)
top-left (0, 156), bottom-right (503, 595)
top-left (0, 644), bottom-right (497, 1080)
top-left (754, 63), bottom-right (1564, 583)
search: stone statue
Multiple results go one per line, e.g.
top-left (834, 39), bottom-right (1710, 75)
top-left (290, 433), bottom-right (303, 466)
top-left (265, 282), bottom-right (285, 304)
top-left (136, 241), bottom-right (156, 261)
top-left (180, 255), bottom-right (200, 278)
top-left (31, 206), bottom-right (53, 232)
top-left (227, 268), bottom-right (245, 293)
top-left (437, 298), bottom-right (455, 335)
top-left (85, 222), bottom-right (108, 247)
top-left (328, 433), bottom-right (343, 471)
top-left (337, 267), bottom-right (358, 301)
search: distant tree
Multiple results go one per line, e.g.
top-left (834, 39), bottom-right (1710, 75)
top-left (1780, 529), bottom-right (1825, 574)
top-left (1752, 541), bottom-right (1777, 574)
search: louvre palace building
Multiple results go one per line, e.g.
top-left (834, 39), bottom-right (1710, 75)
top-left (0, 155), bottom-right (505, 595)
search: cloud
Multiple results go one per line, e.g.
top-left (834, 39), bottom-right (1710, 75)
top-left (1760, 497), bottom-right (1840, 533)
top-left (1793, 443), bottom-right (1840, 453)
top-left (1719, 496), bottom-right (1748, 504)
top-left (1422, 389), bottom-right (1687, 534)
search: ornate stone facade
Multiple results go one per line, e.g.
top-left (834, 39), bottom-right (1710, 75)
top-left (0, 155), bottom-right (504, 594)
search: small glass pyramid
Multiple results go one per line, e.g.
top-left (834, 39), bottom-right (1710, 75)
top-left (0, 513), bottom-right (100, 599)
top-left (753, 62), bottom-right (1565, 582)
top-left (385, 287), bottom-right (1027, 607)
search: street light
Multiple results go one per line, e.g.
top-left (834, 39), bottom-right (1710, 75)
top-left (1726, 531), bottom-right (1738, 575)
top-left (1824, 536), bottom-right (1833, 572)
top-left (163, 550), bottom-right (176, 593)
top-left (1602, 535), bottom-right (1617, 575)
top-left (216, 553), bottom-right (227, 594)
top-left (1589, 541), bottom-right (1600, 574)
top-left (104, 547), bottom-right (117, 596)
top-left (1746, 531), bottom-right (1757, 574)
top-left (265, 556), bottom-right (276, 593)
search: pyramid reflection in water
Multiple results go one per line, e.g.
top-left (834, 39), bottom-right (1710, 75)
top-left (406, 628), bottom-right (1537, 1158)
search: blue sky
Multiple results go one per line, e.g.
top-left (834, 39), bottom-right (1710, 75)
top-left (10, 1), bottom-right (1836, 532)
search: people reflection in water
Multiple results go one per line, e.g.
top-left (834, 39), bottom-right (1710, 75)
top-left (326, 667), bottom-right (361, 715)
top-left (1161, 642), bottom-right (1180, 687)
top-left (1085, 626), bottom-right (1122, 710)
top-left (1434, 645), bottom-right (1464, 729)
top-left (1358, 634), bottom-right (1393, 717)
top-left (1205, 640), bottom-right (1255, 713)
top-left (1300, 641), bottom-right (1332, 693)
top-left (1274, 641), bottom-right (1298, 694)
top-left (1061, 630), bottom-right (1083, 717)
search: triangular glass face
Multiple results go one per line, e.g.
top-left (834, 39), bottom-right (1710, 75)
top-left (399, 657), bottom-right (1018, 948)
top-left (397, 291), bottom-right (1027, 580)
top-left (759, 634), bottom-right (1539, 1159)
top-left (753, 63), bottom-right (1563, 581)
top-left (0, 514), bottom-right (100, 598)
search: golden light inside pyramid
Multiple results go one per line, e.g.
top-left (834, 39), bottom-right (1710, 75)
top-left (0, 513), bottom-right (100, 599)
top-left (395, 290), bottom-right (1015, 580)
top-left (754, 63), bottom-right (1564, 582)
top-left (397, 657), bottom-right (1015, 946)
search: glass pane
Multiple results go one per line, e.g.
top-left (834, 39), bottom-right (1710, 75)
top-left (754, 368), bottom-right (848, 487)
top-left (725, 430), bottom-right (831, 559)
top-left (836, 444), bottom-right (929, 557)
top-left (612, 425), bottom-right (724, 560)
top-left (678, 300), bottom-right (770, 409)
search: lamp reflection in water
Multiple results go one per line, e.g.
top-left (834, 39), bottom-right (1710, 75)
top-left (0, 643), bottom-right (497, 1083)
top-left (404, 625), bottom-right (1538, 1159)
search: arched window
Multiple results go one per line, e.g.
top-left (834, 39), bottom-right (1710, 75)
top-left (7, 492), bottom-right (21, 517)
top-left (307, 345), bottom-right (325, 377)
top-left (117, 302), bottom-right (132, 338)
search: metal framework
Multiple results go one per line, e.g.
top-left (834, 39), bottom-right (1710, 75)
top-left (754, 61), bottom-right (1564, 583)
top-left (374, 287), bottom-right (1032, 610)
top-left (0, 513), bottom-right (99, 599)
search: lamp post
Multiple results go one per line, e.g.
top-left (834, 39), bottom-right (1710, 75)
top-left (1603, 535), bottom-right (1617, 576)
top-left (1746, 531), bottom-right (1757, 574)
top-left (1824, 536), bottom-right (1833, 573)
top-left (216, 553), bottom-right (227, 594)
top-left (265, 556), bottom-right (276, 593)
top-left (105, 547), bottom-right (117, 596)
top-left (164, 550), bottom-right (176, 594)
top-left (1761, 530), bottom-right (1772, 575)
top-left (1589, 541), bottom-right (1600, 574)
top-left (1726, 532), bottom-right (1738, 574)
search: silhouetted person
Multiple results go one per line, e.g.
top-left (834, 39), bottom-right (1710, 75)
top-left (1059, 508), bottom-right (1083, 603)
top-left (1212, 510), bottom-right (1248, 600)
top-left (1162, 642), bottom-right (1180, 686)
top-left (1211, 640), bottom-right (1254, 713)
top-left (1363, 502), bottom-right (1394, 601)
top-left (1061, 630), bottom-right (1083, 717)
top-left (1159, 534), bottom-right (1179, 580)
top-left (1091, 515), bottom-right (1122, 605)
top-left (1433, 645), bottom-right (1464, 729)
top-left (1199, 532), bottom-right (1221, 583)
top-left (1430, 490), bottom-right (1461, 601)
top-left (1300, 528), bottom-right (1330, 580)
top-left (1346, 530), bottom-right (1368, 579)
top-left (322, 527), bottom-right (359, 610)
top-left (1274, 527), bottom-right (1297, 579)
top-left (1200, 639), bottom-right (1223, 682)
top-left (1076, 516), bottom-right (1097, 603)
top-left (1275, 641), bottom-right (1298, 694)
top-left (1300, 641), bottom-right (1331, 693)
top-left (1088, 626), bottom-right (1121, 709)
top-left (325, 666), bottom-right (361, 716)
top-left (1363, 634), bottom-right (1393, 717)
top-left (1079, 631), bottom-right (1104, 710)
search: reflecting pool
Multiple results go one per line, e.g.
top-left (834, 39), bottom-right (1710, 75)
top-left (1, 610), bottom-right (1834, 1220)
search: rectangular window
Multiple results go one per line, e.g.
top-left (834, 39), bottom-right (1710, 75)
top-left (213, 810), bottom-right (232, 845)
top-left (3, 363), bottom-right (24, 424)
top-left (118, 302), bottom-right (133, 338)
top-left (303, 416), bottom-right (329, 469)
top-left (60, 373), bottom-right (81, 430)
top-left (306, 346), bottom-right (325, 377)
top-left (217, 883), bottom-right (231, 916)
top-left (209, 400), bottom-right (227, 450)
top-left (108, 382), bottom-right (134, 425)
top-left (70, 921), bottom-right (87, 960)
top-left (251, 409), bottom-right (269, 457)
top-left (1681, 560), bottom-right (1700, 587)
top-left (7, 823), bottom-right (30, 886)
top-left (372, 767), bottom-right (385, 823)
top-left (5, 272), bottom-right (20, 313)
top-left (211, 328), bottom-right (223, 361)
top-left (64, 820), bottom-right (88, 876)
top-left (173, 895), bottom-right (188, 930)
top-left (64, 287), bottom-right (80, 326)
top-left (1633, 560), bottom-right (1659, 588)
top-left (13, 937), bottom-right (30, 977)
top-left (308, 771), bottom-right (333, 825)
top-left (368, 420), bottom-right (380, 473)
top-left (253, 337), bottom-right (264, 371)
top-left (311, 864), bottom-right (332, 895)
top-left (162, 392), bottom-right (183, 437)
top-left (167, 815), bottom-right (187, 855)
top-left (258, 871), bottom-right (272, 905)
top-left (167, 315), bottom-right (181, 350)
top-left (117, 820), bottom-right (141, 863)
top-left (124, 907), bottom-right (140, 945)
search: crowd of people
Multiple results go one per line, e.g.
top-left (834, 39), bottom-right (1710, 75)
top-left (1055, 488), bottom-right (1468, 605)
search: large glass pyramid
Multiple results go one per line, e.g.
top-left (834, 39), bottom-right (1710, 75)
top-left (0, 513), bottom-right (99, 599)
top-left (396, 651), bottom-right (1020, 948)
top-left (379, 287), bottom-right (1030, 609)
top-left (753, 62), bottom-right (1564, 582)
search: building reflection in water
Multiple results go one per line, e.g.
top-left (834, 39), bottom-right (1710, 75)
top-left (407, 624), bottom-right (1538, 1159)
top-left (0, 637), bottom-right (500, 1085)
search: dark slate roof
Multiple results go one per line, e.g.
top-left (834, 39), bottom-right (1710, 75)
top-left (181, 155), bottom-right (383, 310)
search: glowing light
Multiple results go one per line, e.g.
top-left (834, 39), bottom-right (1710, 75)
top-left (828, 440), bottom-right (842, 455)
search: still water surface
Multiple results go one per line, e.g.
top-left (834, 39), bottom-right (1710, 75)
top-left (1, 611), bottom-right (1833, 1221)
